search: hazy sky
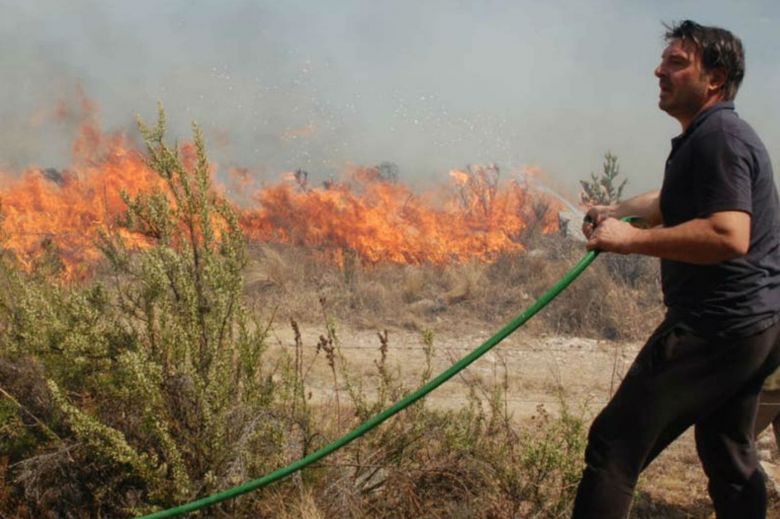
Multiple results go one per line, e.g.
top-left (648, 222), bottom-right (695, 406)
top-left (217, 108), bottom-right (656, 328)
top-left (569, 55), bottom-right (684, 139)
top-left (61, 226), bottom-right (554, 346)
top-left (1, 0), bottom-right (778, 196)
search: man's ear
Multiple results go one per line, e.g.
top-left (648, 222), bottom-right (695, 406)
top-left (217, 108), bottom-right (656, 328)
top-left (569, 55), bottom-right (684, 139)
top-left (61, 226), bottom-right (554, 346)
top-left (708, 68), bottom-right (728, 96)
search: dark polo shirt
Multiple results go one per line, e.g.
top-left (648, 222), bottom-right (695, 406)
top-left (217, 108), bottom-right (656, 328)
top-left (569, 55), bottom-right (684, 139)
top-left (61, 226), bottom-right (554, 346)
top-left (659, 101), bottom-right (780, 337)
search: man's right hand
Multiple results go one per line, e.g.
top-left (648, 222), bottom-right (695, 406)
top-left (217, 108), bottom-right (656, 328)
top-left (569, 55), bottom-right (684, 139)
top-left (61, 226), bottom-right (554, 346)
top-left (582, 205), bottom-right (615, 239)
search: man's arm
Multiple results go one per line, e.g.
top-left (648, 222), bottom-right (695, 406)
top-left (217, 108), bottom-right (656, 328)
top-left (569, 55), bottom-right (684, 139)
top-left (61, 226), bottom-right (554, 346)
top-left (611, 190), bottom-right (664, 225)
top-left (587, 210), bottom-right (750, 264)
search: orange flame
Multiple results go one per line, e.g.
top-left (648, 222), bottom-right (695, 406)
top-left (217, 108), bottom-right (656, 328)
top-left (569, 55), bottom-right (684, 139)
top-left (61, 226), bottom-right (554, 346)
top-left (241, 163), bottom-right (562, 266)
top-left (1, 101), bottom-right (564, 278)
top-left (0, 102), bottom-right (165, 279)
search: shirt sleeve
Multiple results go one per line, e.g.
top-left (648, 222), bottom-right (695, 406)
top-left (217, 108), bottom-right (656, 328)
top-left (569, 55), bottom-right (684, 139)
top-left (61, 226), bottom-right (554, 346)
top-left (691, 130), bottom-right (753, 217)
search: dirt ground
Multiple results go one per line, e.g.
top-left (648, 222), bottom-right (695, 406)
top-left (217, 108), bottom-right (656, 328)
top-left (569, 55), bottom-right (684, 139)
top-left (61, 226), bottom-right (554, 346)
top-left (267, 322), bottom-right (780, 518)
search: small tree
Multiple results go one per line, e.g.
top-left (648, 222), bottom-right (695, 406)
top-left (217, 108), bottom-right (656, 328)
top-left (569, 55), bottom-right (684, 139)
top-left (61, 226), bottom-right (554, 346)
top-left (376, 161), bottom-right (400, 183)
top-left (454, 163), bottom-right (500, 218)
top-left (293, 168), bottom-right (309, 192)
top-left (579, 151), bottom-right (627, 206)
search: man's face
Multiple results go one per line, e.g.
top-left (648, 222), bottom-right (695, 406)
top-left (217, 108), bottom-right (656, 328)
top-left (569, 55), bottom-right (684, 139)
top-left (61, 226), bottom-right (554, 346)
top-left (654, 38), bottom-right (720, 122)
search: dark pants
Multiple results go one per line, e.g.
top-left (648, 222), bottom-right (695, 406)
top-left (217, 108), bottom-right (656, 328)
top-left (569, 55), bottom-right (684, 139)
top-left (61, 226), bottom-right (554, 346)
top-left (572, 319), bottom-right (780, 519)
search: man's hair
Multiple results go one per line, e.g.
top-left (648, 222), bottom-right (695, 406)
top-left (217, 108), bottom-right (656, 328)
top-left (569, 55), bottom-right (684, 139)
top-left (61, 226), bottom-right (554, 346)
top-left (664, 20), bottom-right (745, 101)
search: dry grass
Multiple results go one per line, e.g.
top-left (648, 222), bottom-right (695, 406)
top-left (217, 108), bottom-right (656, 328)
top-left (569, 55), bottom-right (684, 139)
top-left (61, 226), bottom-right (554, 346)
top-left (244, 233), bottom-right (663, 343)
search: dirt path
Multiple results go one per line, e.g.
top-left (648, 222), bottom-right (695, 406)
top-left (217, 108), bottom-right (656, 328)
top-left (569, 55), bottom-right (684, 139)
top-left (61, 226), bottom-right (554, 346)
top-left (268, 324), bottom-right (635, 418)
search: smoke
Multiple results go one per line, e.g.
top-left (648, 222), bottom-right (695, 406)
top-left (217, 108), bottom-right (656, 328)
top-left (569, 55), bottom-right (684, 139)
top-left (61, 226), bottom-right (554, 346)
top-left (1, 0), bottom-right (778, 195)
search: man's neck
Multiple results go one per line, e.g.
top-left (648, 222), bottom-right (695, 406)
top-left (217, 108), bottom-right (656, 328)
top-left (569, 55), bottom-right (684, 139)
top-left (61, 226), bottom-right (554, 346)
top-left (678, 95), bottom-right (726, 132)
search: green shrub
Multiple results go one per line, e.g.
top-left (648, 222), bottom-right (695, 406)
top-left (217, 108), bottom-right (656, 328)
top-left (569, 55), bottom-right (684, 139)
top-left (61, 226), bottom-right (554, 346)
top-left (0, 107), bottom-right (288, 517)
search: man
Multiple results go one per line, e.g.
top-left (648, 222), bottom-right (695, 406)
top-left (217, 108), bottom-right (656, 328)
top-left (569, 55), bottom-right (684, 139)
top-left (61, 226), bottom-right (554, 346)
top-left (572, 21), bottom-right (780, 518)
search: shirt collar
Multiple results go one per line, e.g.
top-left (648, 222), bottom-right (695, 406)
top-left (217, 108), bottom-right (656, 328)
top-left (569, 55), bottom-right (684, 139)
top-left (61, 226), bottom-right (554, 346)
top-left (682, 100), bottom-right (735, 138)
top-left (670, 101), bottom-right (734, 150)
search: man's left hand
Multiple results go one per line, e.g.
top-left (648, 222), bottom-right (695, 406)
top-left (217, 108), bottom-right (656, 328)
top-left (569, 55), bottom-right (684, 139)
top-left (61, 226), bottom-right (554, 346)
top-left (586, 217), bottom-right (640, 254)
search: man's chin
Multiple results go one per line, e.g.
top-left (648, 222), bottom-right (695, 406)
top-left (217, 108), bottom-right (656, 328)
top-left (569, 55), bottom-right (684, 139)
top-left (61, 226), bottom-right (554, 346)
top-left (658, 96), bottom-right (675, 113)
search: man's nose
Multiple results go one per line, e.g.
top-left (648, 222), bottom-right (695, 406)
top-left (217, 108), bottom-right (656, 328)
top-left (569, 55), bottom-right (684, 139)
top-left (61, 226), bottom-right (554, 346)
top-left (654, 65), bottom-right (664, 78)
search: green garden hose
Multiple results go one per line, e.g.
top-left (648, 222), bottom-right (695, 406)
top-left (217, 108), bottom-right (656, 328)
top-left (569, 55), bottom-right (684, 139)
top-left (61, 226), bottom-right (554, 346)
top-left (140, 220), bottom-right (629, 518)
